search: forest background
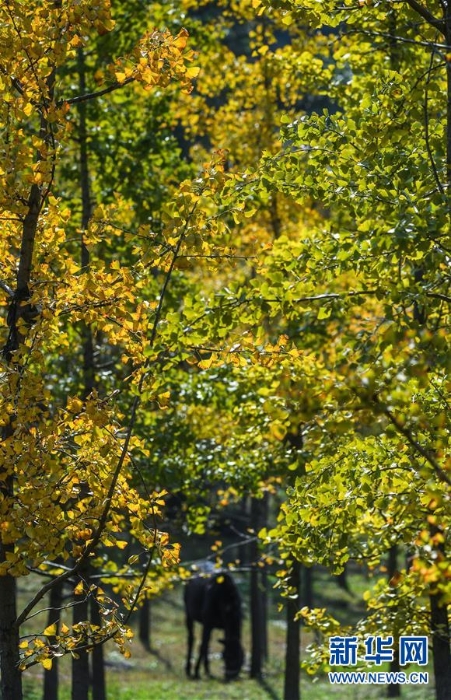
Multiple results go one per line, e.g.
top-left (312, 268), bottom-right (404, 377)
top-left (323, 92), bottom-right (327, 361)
top-left (0, 1), bottom-right (450, 700)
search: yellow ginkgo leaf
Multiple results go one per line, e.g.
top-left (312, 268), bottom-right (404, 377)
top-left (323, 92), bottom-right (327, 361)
top-left (186, 66), bottom-right (200, 79)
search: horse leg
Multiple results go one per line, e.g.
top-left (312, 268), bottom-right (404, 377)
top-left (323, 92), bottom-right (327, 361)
top-left (195, 624), bottom-right (211, 679)
top-left (203, 626), bottom-right (211, 678)
top-left (186, 616), bottom-right (194, 677)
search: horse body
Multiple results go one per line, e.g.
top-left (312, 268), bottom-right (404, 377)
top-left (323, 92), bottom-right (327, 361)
top-left (184, 572), bottom-right (244, 680)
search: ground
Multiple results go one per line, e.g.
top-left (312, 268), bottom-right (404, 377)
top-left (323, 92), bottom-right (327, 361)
top-left (20, 568), bottom-right (435, 700)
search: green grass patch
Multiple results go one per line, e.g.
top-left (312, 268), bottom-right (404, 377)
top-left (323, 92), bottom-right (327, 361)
top-left (21, 575), bottom-right (436, 700)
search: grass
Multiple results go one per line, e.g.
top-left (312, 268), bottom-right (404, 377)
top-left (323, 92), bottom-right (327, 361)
top-left (21, 573), bottom-right (436, 700)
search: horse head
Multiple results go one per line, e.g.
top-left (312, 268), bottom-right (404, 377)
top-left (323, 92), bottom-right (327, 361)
top-left (219, 637), bottom-right (244, 680)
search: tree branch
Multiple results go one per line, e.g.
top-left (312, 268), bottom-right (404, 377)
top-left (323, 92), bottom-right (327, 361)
top-left (59, 77), bottom-right (135, 107)
top-left (16, 393), bottom-right (140, 628)
top-left (375, 398), bottom-right (451, 486)
top-left (0, 281), bottom-right (14, 298)
top-left (427, 292), bottom-right (451, 303)
top-left (424, 44), bottom-right (446, 196)
top-left (404, 0), bottom-right (446, 34)
top-left (348, 27), bottom-right (451, 51)
top-left (17, 196), bottom-right (199, 627)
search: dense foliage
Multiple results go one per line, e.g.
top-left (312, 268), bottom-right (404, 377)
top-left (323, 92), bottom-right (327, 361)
top-left (0, 1), bottom-right (449, 699)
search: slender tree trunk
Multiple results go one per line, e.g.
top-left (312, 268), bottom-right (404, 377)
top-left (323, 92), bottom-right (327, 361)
top-left (1, 197), bottom-right (41, 700)
top-left (387, 649), bottom-right (401, 699)
top-left (0, 573), bottom-right (22, 700)
top-left (429, 521), bottom-right (451, 700)
top-left (249, 496), bottom-right (266, 679)
top-left (261, 494), bottom-right (269, 661)
top-left (43, 581), bottom-right (64, 700)
top-left (430, 591), bottom-right (451, 700)
top-left (386, 545), bottom-right (401, 698)
top-left (0, 60), bottom-right (53, 695)
top-left (91, 597), bottom-right (106, 700)
top-left (249, 558), bottom-right (264, 678)
top-left (261, 564), bottom-right (269, 661)
top-left (139, 598), bottom-right (151, 651)
top-left (72, 581), bottom-right (90, 700)
top-left (71, 46), bottom-right (106, 700)
top-left (430, 11), bottom-right (451, 698)
top-left (72, 53), bottom-right (94, 700)
top-left (335, 566), bottom-right (349, 594)
top-left (303, 566), bottom-right (313, 608)
top-left (283, 561), bottom-right (301, 700)
top-left (0, 420), bottom-right (22, 700)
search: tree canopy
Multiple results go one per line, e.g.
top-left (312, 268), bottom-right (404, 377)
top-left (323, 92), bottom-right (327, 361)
top-left (0, 1), bottom-right (450, 699)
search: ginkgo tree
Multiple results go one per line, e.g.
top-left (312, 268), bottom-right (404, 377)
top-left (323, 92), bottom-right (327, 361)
top-left (239, 1), bottom-right (451, 698)
top-left (0, 2), bottom-right (226, 700)
top-left (135, 5), bottom-right (324, 687)
top-left (148, 1), bottom-right (450, 698)
top-left (2, 2), bottom-right (450, 700)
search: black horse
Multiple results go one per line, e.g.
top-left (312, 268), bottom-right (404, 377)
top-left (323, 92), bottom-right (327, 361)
top-left (184, 571), bottom-right (244, 681)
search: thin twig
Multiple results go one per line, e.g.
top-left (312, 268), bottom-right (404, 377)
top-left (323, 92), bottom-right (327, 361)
top-left (423, 38), bottom-right (445, 195)
top-left (59, 78), bottom-right (135, 107)
top-left (375, 397), bottom-right (451, 486)
top-left (0, 281), bottom-right (14, 297)
top-left (348, 27), bottom-right (451, 51)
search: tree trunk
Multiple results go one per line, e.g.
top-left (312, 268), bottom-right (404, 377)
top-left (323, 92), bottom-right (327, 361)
top-left (260, 494), bottom-right (269, 661)
top-left (0, 416), bottom-right (21, 700)
top-left (91, 597), bottom-right (106, 700)
top-left (0, 26), bottom-right (58, 698)
top-left (250, 564), bottom-right (264, 679)
top-left (335, 566), bottom-right (349, 594)
top-left (0, 82), bottom-right (50, 700)
top-left (249, 496), bottom-right (267, 679)
top-left (43, 580), bottom-right (64, 700)
top-left (386, 545), bottom-right (401, 698)
top-left (261, 565), bottom-right (269, 661)
top-left (387, 649), bottom-right (401, 699)
top-left (433, 8), bottom-right (451, 694)
top-left (0, 189), bottom-right (41, 700)
top-left (0, 572), bottom-right (22, 700)
top-left (430, 591), bottom-right (451, 700)
top-left (72, 579), bottom-right (90, 700)
top-left (139, 598), bottom-right (151, 651)
top-left (303, 566), bottom-right (313, 608)
top-left (283, 561), bottom-right (301, 700)
top-left (71, 46), bottom-right (95, 700)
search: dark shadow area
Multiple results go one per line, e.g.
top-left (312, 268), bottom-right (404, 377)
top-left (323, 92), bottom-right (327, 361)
top-left (258, 676), bottom-right (281, 700)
